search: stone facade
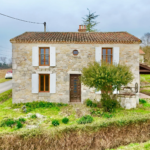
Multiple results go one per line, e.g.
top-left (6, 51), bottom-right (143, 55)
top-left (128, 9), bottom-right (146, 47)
top-left (11, 43), bottom-right (140, 108)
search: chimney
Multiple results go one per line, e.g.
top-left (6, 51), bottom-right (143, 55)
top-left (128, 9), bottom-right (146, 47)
top-left (78, 25), bottom-right (86, 32)
top-left (44, 22), bottom-right (46, 32)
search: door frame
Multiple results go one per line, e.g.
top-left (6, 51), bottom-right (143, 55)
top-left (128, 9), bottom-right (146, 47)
top-left (69, 73), bottom-right (82, 103)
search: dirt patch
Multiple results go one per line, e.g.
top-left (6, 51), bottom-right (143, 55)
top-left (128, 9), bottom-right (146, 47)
top-left (1, 121), bottom-right (150, 150)
top-left (0, 68), bottom-right (12, 79)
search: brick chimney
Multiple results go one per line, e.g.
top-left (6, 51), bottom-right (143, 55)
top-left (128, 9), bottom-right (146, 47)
top-left (78, 25), bottom-right (86, 32)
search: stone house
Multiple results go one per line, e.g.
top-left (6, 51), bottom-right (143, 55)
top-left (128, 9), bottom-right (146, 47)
top-left (10, 25), bottom-right (141, 108)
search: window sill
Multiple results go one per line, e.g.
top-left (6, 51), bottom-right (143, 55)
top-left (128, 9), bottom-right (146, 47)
top-left (39, 66), bottom-right (49, 69)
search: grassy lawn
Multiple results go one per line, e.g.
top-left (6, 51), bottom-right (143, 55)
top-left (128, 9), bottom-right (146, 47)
top-left (0, 78), bottom-right (11, 83)
top-left (140, 74), bottom-right (150, 83)
top-left (0, 90), bottom-right (150, 134)
top-left (111, 140), bottom-right (150, 150)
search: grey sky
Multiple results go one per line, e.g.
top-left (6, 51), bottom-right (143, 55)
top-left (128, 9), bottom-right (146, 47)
top-left (0, 0), bottom-right (150, 61)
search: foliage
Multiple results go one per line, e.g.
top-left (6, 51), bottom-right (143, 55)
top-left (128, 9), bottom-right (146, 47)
top-left (142, 46), bottom-right (150, 65)
top-left (90, 108), bottom-right (102, 117)
top-left (82, 8), bottom-right (99, 32)
top-left (101, 94), bottom-right (120, 112)
top-left (77, 115), bottom-right (93, 124)
top-left (31, 114), bottom-right (37, 119)
top-left (16, 121), bottom-right (23, 129)
top-left (0, 89), bottom-right (12, 103)
top-left (0, 118), bottom-right (16, 127)
top-left (85, 99), bottom-right (97, 107)
top-left (102, 112), bottom-right (113, 118)
top-left (12, 101), bottom-right (68, 112)
top-left (81, 61), bottom-right (133, 93)
top-left (141, 33), bottom-right (150, 46)
top-left (18, 118), bottom-right (26, 122)
top-left (81, 61), bottom-right (133, 111)
top-left (62, 117), bottom-right (69, 124)
top-left (52, 120), bottom-right (59, 126)
top-left (139, 99), bottom-right (147, 104)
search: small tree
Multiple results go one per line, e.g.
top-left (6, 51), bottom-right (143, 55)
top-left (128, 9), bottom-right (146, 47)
top-left (81, 62), bottom-right (134, 111)
top-left (82, 9), bottom-right (99, 32)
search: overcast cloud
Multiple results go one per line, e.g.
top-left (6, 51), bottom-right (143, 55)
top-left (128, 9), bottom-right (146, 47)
top-left (0, 0), bottom-right (150, 60)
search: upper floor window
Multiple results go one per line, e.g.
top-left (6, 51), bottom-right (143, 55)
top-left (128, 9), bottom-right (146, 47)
top-left (102, 48), bottom-right (112, 64)
top-left (39, 48), bottom-right (49, 66)
top-left (73, 50), bottom-right (79, 55)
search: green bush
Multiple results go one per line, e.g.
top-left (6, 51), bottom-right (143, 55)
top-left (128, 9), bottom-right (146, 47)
top-left (18, 117), bottom-right (26, 122)
top-left (31, 114), bottom-right (37, 119)
top-left (86, 99), bottom-right (93, 107)
top-left (0, 89), bottom-right (12, 103)
top-left (16, 121), bottom-right (23, 129)
top-left (85, 99), bottom-right (97, 107)
top-left (139, 99), bottom-right (147, 104)
top-left (77, 115), bottom-right (93, 124)
top-left (52, 120), bottom-right (59, 126)
top-left (62, 117), bottom-right (69, 124)
top-left (0, 118), bottom-right (15, 127)
top-left (101, 94), bottom-right (120, 112)
top-left (102, 112), bottom-right (113, 118)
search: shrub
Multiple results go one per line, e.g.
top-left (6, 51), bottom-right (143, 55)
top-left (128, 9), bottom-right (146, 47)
top-left (52, 120), bottom-right (59, 126)
top-left (31, 114), bottom-right (37, 119)
top-left (77, 115), bottom-right (93, 124)
top-left (139, 99), bottom-right (147, 104)
top-left (81, 61), bottom-right (133, 112)
top-left (16, 121), bottom-right (23, 129)
top-left (62, 117), bottom-right (69, 124)
top-left (85, 99), bottom-right (97, 107)
top-left (102, 112), bottom-right (113, 118)
top-left (101, 94), bottom-right (120, 112)
top-left (0, 118), bottom-right (15, 127)
top-left (86, 99), bottom-right (93, 107)
top-left (18, 118), bottom-right (26, 122)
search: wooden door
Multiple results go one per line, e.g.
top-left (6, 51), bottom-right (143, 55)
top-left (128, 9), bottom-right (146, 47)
top-left (70, 74), bottom-right (81, 102)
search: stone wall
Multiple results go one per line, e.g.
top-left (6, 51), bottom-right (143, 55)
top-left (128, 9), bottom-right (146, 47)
top-left (12, 43), bottom-right (140, 107)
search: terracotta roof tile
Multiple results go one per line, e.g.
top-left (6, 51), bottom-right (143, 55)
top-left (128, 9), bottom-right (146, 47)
top-left (10, 32), bottom-right (141, 44)
top-left (139, 49), bottom-right (145, 54)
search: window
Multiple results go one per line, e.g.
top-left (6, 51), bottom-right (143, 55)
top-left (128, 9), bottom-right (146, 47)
top-left (39, 74), bottom-right (50, 92)
top-left (39, 48), bottom-right (49, 66)
top-left (73, 50), bottom-right (79, 55)
top-left (102, 48), bottom-right (112, 64)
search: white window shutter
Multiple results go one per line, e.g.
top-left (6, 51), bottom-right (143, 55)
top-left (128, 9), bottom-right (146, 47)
top-left (113, 47), bottom-right (120, 65)
top-left (50, 47), bottom-right (56, 66)
top-left (32, 74), bottom-right (39, 93)
top-left (32, 47), bottom-right (39, 66)
top-left (50, 73), bottom-right (56, 93)
top-left (95, 47), bottom-right (102, 63)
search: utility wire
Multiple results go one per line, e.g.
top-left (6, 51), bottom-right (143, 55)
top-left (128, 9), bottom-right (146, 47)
top-left (0, 13), bottom-right (44, 24)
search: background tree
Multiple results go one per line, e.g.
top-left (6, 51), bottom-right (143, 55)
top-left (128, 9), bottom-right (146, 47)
top-left (82, 9), bottom-right (99, 32)
top-left (0, 57), bottom-right (6, 64)
top-left (81, 62), bottom-right (133, 112)
top-left (141, 33), bottom-right (150, 46)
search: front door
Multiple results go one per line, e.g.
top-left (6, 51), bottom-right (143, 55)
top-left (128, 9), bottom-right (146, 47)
top-left (70, 74), bottom-right (81, 102)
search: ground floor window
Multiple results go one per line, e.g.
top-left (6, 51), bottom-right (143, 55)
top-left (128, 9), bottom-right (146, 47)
top-left (102, 48), bottom-right (113, 64)
top-left (39, 74), bottom-right (50, 92)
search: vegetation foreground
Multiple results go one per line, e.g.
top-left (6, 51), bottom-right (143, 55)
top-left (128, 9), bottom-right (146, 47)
top-left (1, 90), bottom-right (150, 149)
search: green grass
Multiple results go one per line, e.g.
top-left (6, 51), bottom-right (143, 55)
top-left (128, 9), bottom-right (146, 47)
top-left (109, 140), bottom-right (150, 150)
top-left (0, 78), bottom-right (11, 83)
top-left (0, 89), bottom-right (12, 103)
top-left (140, 74), bottom-right (150, 83)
